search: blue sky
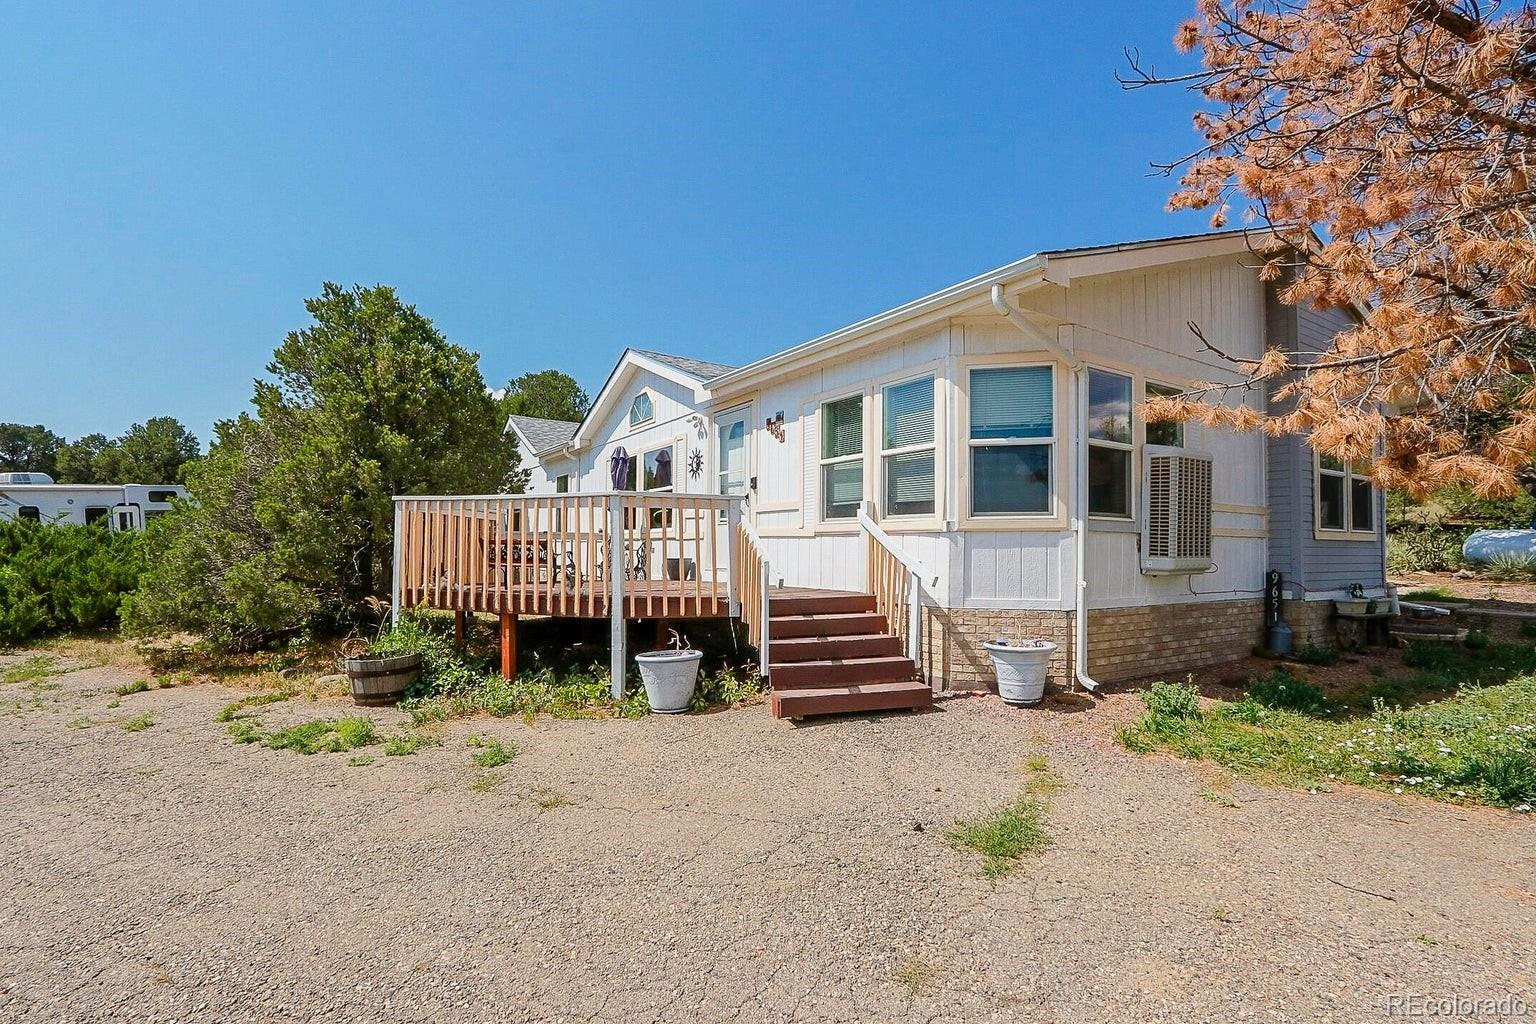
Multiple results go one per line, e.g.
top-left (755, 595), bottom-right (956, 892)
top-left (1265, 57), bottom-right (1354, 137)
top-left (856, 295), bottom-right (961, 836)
top-left (1, 1), bottom-right (1213, 445)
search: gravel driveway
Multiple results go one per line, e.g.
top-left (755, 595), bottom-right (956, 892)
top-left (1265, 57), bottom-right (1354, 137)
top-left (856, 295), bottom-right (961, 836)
top-left (2, 653), bottom-right (1533, 1023)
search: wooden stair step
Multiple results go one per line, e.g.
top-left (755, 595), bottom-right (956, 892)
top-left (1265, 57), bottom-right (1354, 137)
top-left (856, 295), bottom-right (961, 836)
top-left (770, 680), bottom-right (933, 720)
top-left (769, 633), bottom-right (903, 663)
top-left (770, 593), bottom-right (877, 617)
top-left (770, 612), bottom-right (888, 640)
top-left (769, 655), bottom-right (917, 689)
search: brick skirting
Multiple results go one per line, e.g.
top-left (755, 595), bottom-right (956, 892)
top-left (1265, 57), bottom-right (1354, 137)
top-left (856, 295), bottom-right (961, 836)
top-left (921, 599), bottom-right (1265, 692)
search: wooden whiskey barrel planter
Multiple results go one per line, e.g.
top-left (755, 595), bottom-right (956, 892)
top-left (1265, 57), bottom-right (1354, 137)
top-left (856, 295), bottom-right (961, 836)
top-left (342, 652), bottom-right (422, 706)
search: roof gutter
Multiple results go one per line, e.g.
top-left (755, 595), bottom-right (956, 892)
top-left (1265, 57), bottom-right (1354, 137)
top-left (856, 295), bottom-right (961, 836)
top-left (989, 283), bottom-right (1101, 696)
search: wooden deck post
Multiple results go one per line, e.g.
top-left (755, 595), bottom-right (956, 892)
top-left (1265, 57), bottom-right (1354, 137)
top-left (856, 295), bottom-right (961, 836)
top-left (454, 610), bottom-right (466, 646)
top-left (499, 611), bottom-right (517, 680)
top-left (608, 496), bottom-right (626, 699)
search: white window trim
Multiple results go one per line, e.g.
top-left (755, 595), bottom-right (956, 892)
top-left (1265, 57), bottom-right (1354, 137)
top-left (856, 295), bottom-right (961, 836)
top-left (964, 361), bottom-right (1058, 523)
top-left (1086, 367), bottom-right (1135, 522)
top-left (628, 390), bottom-right (655, 428)
top-left (1313, 450), bottom-right (1376, 540)
top-left (818, 392), bottom-right (865, 524)
top-left (879, 373), bottom-right (938, 521)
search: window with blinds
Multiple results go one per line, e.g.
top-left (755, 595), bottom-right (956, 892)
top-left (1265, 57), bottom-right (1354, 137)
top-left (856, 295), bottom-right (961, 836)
top-left (882, 376), bottom-right (935, 517)
top-left (821, 395), bottom-right (863, 520)
top-left (969, 365), bottom-right (1054, 515)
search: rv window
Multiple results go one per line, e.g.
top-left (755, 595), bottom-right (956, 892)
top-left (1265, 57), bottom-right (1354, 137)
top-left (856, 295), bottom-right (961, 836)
top-left (84, 506), bottom-right (110, 525)
top-left (17, 506), bottom-right (40, 522)
top-left (147, 490), bottom-right (178, 503)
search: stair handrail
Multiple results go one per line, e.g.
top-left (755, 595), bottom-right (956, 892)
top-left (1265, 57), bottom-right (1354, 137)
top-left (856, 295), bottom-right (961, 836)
top-left (732, 515), bottom-right (771, 677)
top-left (856, 503), bottom-right (925, 673)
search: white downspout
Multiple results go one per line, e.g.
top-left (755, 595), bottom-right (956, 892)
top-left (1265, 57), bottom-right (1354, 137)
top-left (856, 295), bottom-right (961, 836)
top-left (990, 285), bottom-right (1102, 694)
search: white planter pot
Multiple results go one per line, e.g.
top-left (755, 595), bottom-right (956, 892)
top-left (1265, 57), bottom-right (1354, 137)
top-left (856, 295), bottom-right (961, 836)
top-left (983, 640), bottom-right (1057, 707)
top-left (635, 649), bottom-right (703, 714)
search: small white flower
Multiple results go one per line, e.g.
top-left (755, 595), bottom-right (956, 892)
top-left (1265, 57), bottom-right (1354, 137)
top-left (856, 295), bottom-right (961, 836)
top-left (1393, 786), bottom-right (1403, 794)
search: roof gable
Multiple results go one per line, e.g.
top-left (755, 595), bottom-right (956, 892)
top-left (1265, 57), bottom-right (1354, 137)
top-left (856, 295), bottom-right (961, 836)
top-left (507, 414), bottom-right (579, 456)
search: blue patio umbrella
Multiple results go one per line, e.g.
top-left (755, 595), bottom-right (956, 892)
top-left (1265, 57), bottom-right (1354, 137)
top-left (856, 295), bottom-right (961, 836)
top-left (610, 447), bottom-right (630, 490)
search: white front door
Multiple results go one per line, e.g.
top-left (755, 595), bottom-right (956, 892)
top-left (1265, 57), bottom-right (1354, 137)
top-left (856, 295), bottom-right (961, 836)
top-left (713, 408), bottom-right (751, 586)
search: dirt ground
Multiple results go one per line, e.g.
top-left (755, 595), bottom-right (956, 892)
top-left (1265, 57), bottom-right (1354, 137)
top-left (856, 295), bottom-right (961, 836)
top-left (2, 654), bottom-right (1533, 1024)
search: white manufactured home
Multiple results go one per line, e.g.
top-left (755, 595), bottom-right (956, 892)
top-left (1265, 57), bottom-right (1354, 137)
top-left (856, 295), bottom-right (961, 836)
top-left (394, 229), bottom-right (1387, 717)
top-left (0, 474), bottom-right (187, 531)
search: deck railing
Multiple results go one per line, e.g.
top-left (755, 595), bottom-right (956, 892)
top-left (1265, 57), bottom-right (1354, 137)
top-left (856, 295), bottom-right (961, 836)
top-left (857, 503), bottom-right (924, 675)
top-left (393, 493), bottom-right (741, 620)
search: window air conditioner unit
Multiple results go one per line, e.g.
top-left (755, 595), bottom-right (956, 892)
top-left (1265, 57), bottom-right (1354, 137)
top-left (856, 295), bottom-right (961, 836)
top-left (1141, 445), bottom-right (1214, 574)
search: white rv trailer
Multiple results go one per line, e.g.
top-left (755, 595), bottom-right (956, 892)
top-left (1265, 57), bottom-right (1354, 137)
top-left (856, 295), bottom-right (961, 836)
top-left (0, 473), bottom-right (187, 531)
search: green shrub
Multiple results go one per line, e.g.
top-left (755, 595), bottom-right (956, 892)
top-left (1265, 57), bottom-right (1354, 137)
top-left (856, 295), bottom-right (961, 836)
top-left (1463, 750), bottom-right (1536, 804)
top-left (1247, 669), bottom-right (1330, 715)
top-left (1404, 641), bottom-right (1460, 670)
top-left (1141, 680), bottom-right (1202, 720)
top-left (1386, 526), bottom-right (1462, 574)
top-left (1464, 629), bottom-right (1491, 651)
top-left (0, 520), bottom-right (145, 648)
top-left (1520, 621), bottom-right (1536, 640)
top-left (1485, 550), bottom-right (1536, 582)
top-left (1293, 643), bottom-right (1339, 667)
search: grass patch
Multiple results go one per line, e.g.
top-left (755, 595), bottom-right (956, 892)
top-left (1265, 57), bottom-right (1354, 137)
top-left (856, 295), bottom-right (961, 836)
top-left (3, 656), bottom-right (62, 685)
top-left (119, 713), bottom-right (154, 733)
top-left (347, 754), bottom-right (375, 767)
top-left (468, 771), bottom-right (503, 793)
top-left (1198, 786), bottom-right (1239, 808)
top-left (261, 716), bottom-right (378, 755)
top-left (947, 797), bottom-right (1051, 878)
top-left (67, 716), bottom-right (94, 730)
top-left (468, 735), bottom-right (517, 768)
top-left (1402, 586), bottom-right (1459, 602)
top-left (226, 720), bottom-right (261, 744)
top-left (113, 679), bottom-right (152, 696)
top-left (383, 732), bottom-right (436, 757)
top-left (894, 958), bottom-right (944, 997)
top-left (214, 691), bottom-right (292, 722)
top-left (1118, 643), bottom-right (1536, 808)
top-left (530, 787), bottom-right (573, 811)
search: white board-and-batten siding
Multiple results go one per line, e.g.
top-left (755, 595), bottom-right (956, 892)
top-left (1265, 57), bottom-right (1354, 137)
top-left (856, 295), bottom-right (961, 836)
top-left (743, 254), bottom-right (1271, 611)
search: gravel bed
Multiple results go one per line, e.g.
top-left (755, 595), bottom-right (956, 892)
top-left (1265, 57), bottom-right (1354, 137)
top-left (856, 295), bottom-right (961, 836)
top-left (1, 654), bottom-right (1532, 1023)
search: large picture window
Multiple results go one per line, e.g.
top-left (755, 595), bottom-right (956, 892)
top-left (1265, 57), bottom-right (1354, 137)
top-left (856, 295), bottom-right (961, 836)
top-left (882, 376), bottom-right (935, 517)
top-left (1087, 369), bottom-right (1133, 519)
top-left (821, 395), bottom-right (864, 520)
top-left (1317, 454), bottom-right (1374, 535)
top-left (969, 366), bottom-right (1053, 516)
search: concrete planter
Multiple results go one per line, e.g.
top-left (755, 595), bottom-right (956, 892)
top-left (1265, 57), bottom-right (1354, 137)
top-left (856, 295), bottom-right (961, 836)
top-left (984, 639), bottom-right (1056, 707)
top-left (635, 649), bottom-right (702, 714)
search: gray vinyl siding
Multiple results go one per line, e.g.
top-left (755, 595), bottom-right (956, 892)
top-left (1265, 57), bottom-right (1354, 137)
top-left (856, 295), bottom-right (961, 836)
top-left (1265, 286), bottom-right (1387, 597)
